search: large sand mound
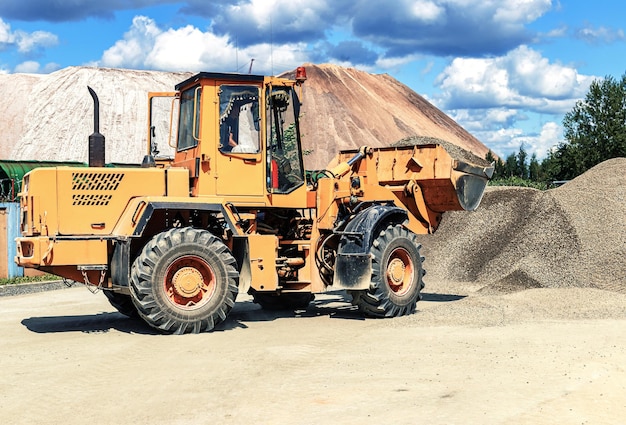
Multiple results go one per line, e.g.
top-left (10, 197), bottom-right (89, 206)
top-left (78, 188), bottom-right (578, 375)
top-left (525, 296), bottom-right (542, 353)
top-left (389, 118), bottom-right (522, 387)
top-left (421, 157), bottom-right (626, 293)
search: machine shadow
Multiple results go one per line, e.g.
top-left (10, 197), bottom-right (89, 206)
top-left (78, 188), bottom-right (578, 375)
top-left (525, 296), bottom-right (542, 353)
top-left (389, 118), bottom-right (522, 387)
top-left (21, 291), bottom-right (466, 334)
top-left (421, 293), bottom-right (467, 302)
top-left (21, 312), bottom-right (157, 335)
top-left (225, 291), bottom-right (365, 330)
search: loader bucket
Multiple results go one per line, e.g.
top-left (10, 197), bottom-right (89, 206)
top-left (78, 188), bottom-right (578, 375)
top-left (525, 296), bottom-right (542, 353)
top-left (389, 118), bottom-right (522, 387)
top-left (449, 160), bottom-right (494, 211)
top-left (403, 143), bottom-right (493, 212)
top-left (335, 143), bottom-right (494, 213)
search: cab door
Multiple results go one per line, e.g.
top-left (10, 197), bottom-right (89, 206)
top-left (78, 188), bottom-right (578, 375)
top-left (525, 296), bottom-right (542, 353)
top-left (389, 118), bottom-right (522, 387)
top-left (215, 84), bottom-right (265, 197)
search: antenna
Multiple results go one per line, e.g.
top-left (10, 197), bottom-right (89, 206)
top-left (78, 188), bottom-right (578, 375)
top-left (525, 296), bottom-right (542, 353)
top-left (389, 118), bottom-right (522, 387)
top-left (270, 14), bottom-right (274, 75)
top-left (248, 59), bottom-right (255, 74)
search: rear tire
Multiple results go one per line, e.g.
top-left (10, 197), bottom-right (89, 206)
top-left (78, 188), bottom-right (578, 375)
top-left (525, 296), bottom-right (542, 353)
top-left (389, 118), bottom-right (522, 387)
top-left (351, 224), bottom-right (424, 317)
top-left (129, 228), bottom-right (239, 334)
top-left (103, 291), bottom-right (138, 318)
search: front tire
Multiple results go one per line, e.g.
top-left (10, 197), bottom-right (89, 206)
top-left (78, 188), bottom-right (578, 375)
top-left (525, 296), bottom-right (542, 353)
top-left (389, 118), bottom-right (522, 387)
top-left (129, 228), bottom-right (239, 334)
top-left (351, 224), bottom-right (424, 317)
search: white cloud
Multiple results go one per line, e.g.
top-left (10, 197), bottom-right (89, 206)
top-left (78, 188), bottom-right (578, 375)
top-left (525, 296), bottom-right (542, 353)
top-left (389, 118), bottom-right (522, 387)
top-left (0, 18), bottom-right (57, 52)
top-left (15, 30), bottom-right (58, 52)
top-left (0, 18), bottom-right (14, 44)
top-left (466, 122), bottom-right (561, 159)
top-left (13, 60), bottom-right (61, 74)
top-left (224, 0), bottom-right (331, 32)
top-left (494, 121), bottom-right (563, 159)
top-left (532, 121), bottom-right (562, 155)
top-left (410, 0), bottom-right (445, 23)
top-left (375, 53), bottom-right (422, 70)
top-left (576, 24), bottom-right (625, 44)
top-left (545, 25), bottom-right (567, 38)
top-left (449, 105), bottom-right (563, 158)
top-left (14, 61), bottom-right (41, 73)
top-left (436, 45), bottom-right (595, 114)
top-left (452, 108), bottom-right (519, 133)
top-left (493, 0), bottom-right (552, 25)
top-left (100, 15), bottom-right (309, 73)
top-left (100, 16), bottom-right (161, 68)
top-left (508, 46), bottom-right (585, 99)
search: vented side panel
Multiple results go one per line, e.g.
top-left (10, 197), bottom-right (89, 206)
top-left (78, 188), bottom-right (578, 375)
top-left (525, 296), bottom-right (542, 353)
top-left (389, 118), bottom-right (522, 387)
top-left (57, 168), bottom-right (167, 235)
top-left (72, 172), bottom-right (125, 191)
top-left (72, 194), bottom-right (114, 206)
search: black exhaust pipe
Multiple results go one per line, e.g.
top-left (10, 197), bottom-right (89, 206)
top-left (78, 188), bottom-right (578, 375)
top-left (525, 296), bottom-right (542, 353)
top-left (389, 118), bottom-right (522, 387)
top-left (87, 86), bottom-right (105, 167)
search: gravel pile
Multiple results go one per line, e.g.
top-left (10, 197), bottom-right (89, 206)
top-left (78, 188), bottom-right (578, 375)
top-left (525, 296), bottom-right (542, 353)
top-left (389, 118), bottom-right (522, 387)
top-left (393, 135), bottom-right (492, 167)
top-left (420, 157), bottom-right (626, 293)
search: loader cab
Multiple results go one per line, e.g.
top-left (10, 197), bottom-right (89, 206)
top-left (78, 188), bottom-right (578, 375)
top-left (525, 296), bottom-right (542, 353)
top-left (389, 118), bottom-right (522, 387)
top-left (168, 71), bottom-right (306, 204)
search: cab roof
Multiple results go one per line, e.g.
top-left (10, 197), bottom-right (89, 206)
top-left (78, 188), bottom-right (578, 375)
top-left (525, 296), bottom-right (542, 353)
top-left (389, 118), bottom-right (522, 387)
top-left (175, 72), bottom-right (266, 90)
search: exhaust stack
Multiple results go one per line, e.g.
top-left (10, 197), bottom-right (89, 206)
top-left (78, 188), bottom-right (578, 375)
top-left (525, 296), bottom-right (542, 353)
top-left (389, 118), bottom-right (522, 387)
top-left (87, 86), bottom-right (105, 167)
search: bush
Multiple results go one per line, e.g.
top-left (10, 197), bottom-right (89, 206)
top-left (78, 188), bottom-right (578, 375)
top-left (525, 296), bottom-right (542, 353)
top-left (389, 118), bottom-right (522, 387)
top-left (488, 177), bottom-right (548, 190)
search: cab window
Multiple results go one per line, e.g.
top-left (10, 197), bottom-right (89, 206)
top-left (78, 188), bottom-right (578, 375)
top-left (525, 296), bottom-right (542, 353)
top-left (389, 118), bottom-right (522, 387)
top-left (177, 85), bottom-right (200, 152)
top-left (267, 86), bottom-right (304, 193)
top-left (219, 85), bottom-right (260, 154)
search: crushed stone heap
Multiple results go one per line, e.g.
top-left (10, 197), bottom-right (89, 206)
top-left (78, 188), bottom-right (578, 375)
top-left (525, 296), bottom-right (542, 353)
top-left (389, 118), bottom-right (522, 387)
top-left (393, 135), bottom-right (492, 167)
top-left (420, 157), bottom-right (626, 293)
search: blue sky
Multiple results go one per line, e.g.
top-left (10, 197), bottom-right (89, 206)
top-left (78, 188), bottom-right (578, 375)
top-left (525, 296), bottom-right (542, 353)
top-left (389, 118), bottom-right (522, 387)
top-left (0, 0), bottom-right (624, 159)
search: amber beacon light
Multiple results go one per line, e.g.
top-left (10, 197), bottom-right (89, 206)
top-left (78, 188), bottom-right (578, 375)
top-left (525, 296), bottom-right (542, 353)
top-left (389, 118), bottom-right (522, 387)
top-left (295, 66), bottom-right (307, 85)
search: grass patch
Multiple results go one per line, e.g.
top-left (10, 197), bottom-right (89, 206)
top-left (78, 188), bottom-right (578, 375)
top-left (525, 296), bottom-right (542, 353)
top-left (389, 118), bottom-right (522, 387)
top-left (0, 274), bottom-right (59, 286)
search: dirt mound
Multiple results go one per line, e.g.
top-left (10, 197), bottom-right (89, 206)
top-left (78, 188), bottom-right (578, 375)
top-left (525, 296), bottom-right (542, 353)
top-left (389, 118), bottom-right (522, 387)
top-left (420, 157), bottom-right (626, 293)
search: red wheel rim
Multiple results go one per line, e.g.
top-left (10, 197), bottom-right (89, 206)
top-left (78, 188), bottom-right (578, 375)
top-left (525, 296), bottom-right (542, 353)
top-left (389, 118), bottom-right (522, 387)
top-left (385, 247), bottom-right (414, 296)
top-left (164, 255), bottom-right (216, 309)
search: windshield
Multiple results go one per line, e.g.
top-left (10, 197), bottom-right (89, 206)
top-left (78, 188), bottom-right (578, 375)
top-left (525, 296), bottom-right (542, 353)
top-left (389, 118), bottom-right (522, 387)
top-left (266, 86), bottom-right (304, 193)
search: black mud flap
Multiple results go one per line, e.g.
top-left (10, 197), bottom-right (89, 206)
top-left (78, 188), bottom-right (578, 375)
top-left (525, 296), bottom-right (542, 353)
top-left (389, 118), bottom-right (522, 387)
top-left (332, 205), bottom-right (407, 290)
top-left (334, 252), bottom-right (372, 289)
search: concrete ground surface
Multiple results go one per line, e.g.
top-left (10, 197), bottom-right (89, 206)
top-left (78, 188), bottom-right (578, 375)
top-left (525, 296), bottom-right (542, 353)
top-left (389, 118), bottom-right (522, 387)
top-left (1, 282), bottom-right (626, 425)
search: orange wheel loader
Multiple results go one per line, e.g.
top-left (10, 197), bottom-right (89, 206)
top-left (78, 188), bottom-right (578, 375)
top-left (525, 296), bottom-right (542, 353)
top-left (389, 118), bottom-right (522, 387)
top-left (15, 67), bottom-right (493, 334)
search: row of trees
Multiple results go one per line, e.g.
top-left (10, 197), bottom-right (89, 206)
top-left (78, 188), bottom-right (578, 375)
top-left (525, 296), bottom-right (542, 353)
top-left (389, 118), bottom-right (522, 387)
top-left (487, 73), bottom-right (626, 187)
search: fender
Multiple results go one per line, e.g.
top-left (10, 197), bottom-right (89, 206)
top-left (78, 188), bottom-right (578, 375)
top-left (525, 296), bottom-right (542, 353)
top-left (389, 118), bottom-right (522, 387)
top-left (110, 200), bottom-right (241, 288)
top-left (333, 205), bottom-right (408, 290)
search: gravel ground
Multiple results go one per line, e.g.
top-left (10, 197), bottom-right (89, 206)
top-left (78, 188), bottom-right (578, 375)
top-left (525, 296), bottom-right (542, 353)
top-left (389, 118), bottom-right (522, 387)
top-left (2, 287), bottom-right (626, 425)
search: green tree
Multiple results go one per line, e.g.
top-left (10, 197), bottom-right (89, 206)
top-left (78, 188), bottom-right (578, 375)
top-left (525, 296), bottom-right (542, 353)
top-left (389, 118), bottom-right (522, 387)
top-left (504, 153), bottom-right (517, 177)
top-left (516, 144), bottom-right (529, 178)
top-left (551, 73), bottom-right (626, 179)
top-left (529, 153), bottom-right (540, 181)
top-left (485, 150), bottom-right (504, 179)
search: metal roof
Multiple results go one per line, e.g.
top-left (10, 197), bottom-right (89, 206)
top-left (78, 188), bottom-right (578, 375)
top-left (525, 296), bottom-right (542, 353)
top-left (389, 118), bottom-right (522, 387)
top-left (0, 160), bottom-right (86, 182)
top-left (0, 160), bottom-right (145, 201)
top-left (0, 160), bottom-right (86, 202)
